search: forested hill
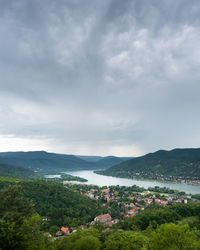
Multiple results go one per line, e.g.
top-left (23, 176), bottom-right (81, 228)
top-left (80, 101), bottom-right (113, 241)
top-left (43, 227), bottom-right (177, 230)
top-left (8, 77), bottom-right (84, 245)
top-left (0, 151), bottom-right (93, 172)
top-left (93, 156), bottom-right (133, 169)
top-left (97, 148), bottom-right (200, 179)
top-left (0, 162), bottom-right (35, 179)
top-left (0, 178), bottom-right (106, 229)
top-left (0, 151), bottom-right (132, 173)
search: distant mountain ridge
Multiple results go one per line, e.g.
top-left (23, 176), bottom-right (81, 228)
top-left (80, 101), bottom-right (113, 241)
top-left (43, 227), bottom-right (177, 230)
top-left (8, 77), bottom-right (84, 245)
top-left (0, 151), bottom-right (92, 172)
top-left (0, 151), bottom-right (133, 174)
top-left (96, 148), bottom-right (200, 180)
top-left (93, 156), bottom-right (133, 169)
top-left (77, 155), bottom-right (133, 163)
top-left (76, 155), bottom-right (103, 162)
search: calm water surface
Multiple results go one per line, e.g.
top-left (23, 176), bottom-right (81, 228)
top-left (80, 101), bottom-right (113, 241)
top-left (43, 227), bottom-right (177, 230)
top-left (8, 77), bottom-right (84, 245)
top-left (64, 170), bottom-right (200, 194)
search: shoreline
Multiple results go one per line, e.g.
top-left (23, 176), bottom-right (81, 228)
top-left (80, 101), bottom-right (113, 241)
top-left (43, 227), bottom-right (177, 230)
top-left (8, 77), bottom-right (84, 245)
top-left (94, 171), bottom-right (200, 187)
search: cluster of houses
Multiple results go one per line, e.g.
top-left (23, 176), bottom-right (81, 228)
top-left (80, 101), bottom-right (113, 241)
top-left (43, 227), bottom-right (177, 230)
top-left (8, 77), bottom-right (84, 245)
top-left (55, 213), bottom-right (119, 237)
top-left (52, 186), bottom-right (195, 237)
top-left (145, 173), bottom-right (200, 185)
top-left (79, 186), bottom-right (194, 220)
top-left (86, 186), bottom-right (189, 201)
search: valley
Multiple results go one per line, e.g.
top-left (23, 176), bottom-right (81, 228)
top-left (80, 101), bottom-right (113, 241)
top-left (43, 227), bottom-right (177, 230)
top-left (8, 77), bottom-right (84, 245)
top-left (0, 149), bottom-right (200, 248)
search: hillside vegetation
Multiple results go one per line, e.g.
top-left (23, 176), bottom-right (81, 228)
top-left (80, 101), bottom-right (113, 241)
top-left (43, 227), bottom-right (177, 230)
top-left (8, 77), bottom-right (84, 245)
top-left (97, 148), bottom-right (200, 180)
top-left (0, 163), bottom-right (35, 179)
top-left (0, 151), bottom-right (131, 173)
top-left (1, 183), bottom-right (200, 249)
top-left (0, 151), bottom-right (93, 172)
top-left (0, 178), bottom-right (106, 230)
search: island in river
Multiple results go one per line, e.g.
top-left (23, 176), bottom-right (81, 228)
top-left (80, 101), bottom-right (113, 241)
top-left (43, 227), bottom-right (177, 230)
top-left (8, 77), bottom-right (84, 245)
top-left (45, 173), bottom-right (88, 183)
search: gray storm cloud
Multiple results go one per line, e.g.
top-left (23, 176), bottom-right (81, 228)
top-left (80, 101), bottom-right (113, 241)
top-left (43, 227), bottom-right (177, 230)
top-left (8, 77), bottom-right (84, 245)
top-left (0, 0), bottom-right (200, 156)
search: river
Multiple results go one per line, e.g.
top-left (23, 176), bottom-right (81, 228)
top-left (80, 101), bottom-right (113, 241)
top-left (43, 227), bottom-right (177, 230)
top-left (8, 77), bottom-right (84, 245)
top-left (63, 170), bottom-right (200, 194)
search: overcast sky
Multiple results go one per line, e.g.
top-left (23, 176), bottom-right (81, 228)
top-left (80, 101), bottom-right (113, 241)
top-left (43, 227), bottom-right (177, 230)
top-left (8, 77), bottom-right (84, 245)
top-left (0, 0), bottom-right (200, 156)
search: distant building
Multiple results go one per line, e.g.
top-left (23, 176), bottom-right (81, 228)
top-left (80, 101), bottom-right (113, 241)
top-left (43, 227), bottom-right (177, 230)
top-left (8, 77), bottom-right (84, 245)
top-left (101, 189), bottom-right (110, 194)
top-left (94, 213), bottom-right (112, 223)
top-left (154, 199), bottom-right (161, 204)
top-left (42, 217), bottom-right (50, 221)
top-left (105, 194), bottom-right (110, 202)
top-left (55, 231), bottom-right (62, 236)
top-left (87, 193), bottom-right (94, 199)
top-left (146, 198), bottom-right (153, 205)
top-left (127, 209), bottom-right (136, 216)
top-left (160, 200), bottom-right (168, 206)
top-left (168, 194), bottom-right (177, 199)
top-left (61, 226), bottom-right (70, 235)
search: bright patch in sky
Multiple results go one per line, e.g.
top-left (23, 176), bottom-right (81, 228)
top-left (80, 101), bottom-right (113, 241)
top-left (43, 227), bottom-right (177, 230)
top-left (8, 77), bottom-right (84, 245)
top-left (0, 0), bottom-right (200, 156)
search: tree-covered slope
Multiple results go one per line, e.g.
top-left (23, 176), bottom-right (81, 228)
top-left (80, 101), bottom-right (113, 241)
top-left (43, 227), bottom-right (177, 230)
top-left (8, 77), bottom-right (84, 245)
top-left (97, 148), bottom-right (200, 179)
top-left (0, 162), bottom-right (35, 179)
top-left (0, 151), bottom-right (132, 173)
top-left (0, 178), bottom-right (106, 228)
top-left (94, 156), bottom-right (134, 169)
top-left (1, 183), bottom-right (200, 250)
top-left (0, 151), bottom-right (94, 172)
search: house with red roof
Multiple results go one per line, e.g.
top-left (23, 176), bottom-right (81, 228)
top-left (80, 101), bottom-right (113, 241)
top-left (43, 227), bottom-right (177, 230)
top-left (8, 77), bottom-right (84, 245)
top-left (101, 189), bottom-right (110, 194)
top-left (61, 226), bottom-right (70, 235)
top-left (154, 198), bottom-right (161, 204)
top-left (94, 213), bottom-right (111, 223)
top-left (127, 209), bottom-right (136, 216)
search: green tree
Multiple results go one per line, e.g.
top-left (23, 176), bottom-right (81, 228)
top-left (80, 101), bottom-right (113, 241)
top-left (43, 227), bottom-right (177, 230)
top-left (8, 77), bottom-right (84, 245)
top-left (56, 228), bottom-right (101, 250)
top-left (49, 225), bottom-right (60, 236)
top-left (0, 185), bottom-right (45, 250)
top-left (73, 236), bottom-right (101, 250)
top-left (104, 231), bottom-right (148, 250)
top-left (0, 185), bottom-right (34, 224)
top-left (150, 223), bottom-right (200, 250)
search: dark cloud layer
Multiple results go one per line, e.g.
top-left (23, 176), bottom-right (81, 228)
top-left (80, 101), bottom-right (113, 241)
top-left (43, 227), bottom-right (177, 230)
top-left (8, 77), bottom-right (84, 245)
top-left (0, 0), bottom-right (200, 156)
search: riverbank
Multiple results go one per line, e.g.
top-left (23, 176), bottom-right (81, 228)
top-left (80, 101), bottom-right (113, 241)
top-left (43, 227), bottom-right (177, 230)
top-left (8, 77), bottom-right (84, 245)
top-left (64, 170), bottom-right (200, 194)
top-left (95, 170), bottom-right (200, 186)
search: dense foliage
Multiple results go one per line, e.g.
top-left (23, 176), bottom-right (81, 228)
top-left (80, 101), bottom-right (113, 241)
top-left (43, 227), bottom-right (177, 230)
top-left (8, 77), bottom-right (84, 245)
top-left (98, 148), bottom-right (200, 179)
top-left (121, 202), bottom-right (200, 230)
top-left (0, 151), bottom-right (130, 173)
top-left (0, 182), bottom-right (200, 249)
top-left (0, 178), bottom-right (107, 229)
top-left (46, 173), bottom-right (88, 183)
top-left (0, 151), bottom-right (93, 172)
top-left (0, 162), bottom-right (34, 179)
top-left (0, 185), bottom-right (45, 249)
top-left (149, 223), bottom-right (200, 250)
top-left (147, 185), bottom-right (186, 195)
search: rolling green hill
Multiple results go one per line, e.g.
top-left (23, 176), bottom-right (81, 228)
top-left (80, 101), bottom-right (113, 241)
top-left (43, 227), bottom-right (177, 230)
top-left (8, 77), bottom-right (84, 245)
top-left (0, 178), bottom-right (106, 229)
top-left (0, 162), bottom-right (35, 179)
top-left (0, 151), bottom-right (132, 174)
top-left (0, 151), bottom-right (93, 172)
top-left (92, 156), bottom-right (133, 169)
top-left (96, 148), bottom-right (200, 180)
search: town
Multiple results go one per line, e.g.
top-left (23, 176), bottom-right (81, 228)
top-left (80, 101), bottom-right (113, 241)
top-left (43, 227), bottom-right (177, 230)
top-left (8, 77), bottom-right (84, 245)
top-left (49, 183), bottom-right (198, 237)
top-left (102, 171), bottom-right (200, 185)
